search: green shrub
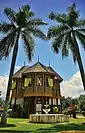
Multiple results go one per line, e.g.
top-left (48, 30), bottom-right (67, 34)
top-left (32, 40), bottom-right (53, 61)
top-left (53, 106), bottom-right (58, 114)
top-left (82, 111), bottom-right (85, 117)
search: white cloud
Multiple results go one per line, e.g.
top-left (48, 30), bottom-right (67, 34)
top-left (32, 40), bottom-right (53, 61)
top-left (0, 65), bottom-right (21, 100)
top-left (0, 76), bottom-right (8, 99)
top-left (60, 71), bottom-right (85, 98)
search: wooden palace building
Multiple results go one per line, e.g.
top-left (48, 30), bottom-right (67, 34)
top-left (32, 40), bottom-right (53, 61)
top-left (10, 61), bottom-right (63, 117)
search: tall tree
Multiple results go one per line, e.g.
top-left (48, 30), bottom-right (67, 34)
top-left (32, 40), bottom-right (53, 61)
top-left (0, 5), bottom-right (47, 124)
top-left (47, 3), bottom-right (85, 91)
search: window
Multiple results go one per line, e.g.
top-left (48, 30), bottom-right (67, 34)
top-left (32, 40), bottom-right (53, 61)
top-left (36, 104), bottom-right (42, 111)
top-left (24, 77), bottom-right (32, 87)
top-left (36, 75), bottom-right (43, 86)
top-left (49, 98), bottom-right (51, 105)
top-left (58, 99), bottom-right (61, 105)
top-left (53, 98), bottom-right (56, 105)
top-left (46, 76), bottom-right (53, 87)
top-left (12, 80), bottom-right (16, 89)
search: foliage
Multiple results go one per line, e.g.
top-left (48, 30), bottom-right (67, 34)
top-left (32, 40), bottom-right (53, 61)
top-left (48, 3), bottom-right (85, 90)
top-left (0, 5), bottom-right (47, 61)
top-left (78, 95), bottom-right (85, 111)
top-left (81, 111), bottom-right (85, 117)
top-left (62, 96), bottom-right (78, 110)
top-left (53, 106), bottom-right (58, 114)
top-left (48, 3), bottom-right (85, 61)
top-left (62, 95), bottom-right (85, 116)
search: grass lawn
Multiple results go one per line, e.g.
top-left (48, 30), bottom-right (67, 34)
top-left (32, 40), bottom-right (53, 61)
top-left (0, 116), bottom-right (85, 133)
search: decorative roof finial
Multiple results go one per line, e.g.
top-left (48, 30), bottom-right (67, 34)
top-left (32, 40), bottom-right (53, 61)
top-left (24, 61), bottom-right (25, 66)
top-left (38, 56), bottom-right (39, 62)
top-left (49, 61), bottom-right (50, 67)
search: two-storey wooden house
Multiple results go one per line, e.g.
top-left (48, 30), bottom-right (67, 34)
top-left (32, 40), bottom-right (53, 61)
top-left (10, 61), bottom-right (63, 117)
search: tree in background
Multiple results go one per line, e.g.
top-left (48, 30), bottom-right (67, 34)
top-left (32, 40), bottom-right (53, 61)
top-left (78, 95), bottom-right (85, 111)
top-left (0, 5), bottom-right (47, 124)
top-left (62, 95), bottom-right (85, 112)
top-left (48, 3), bottom-right (85, 91)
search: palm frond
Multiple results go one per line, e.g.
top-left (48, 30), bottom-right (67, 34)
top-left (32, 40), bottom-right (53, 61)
top-left (21, 32), bottom-right (34, 61)
top-left (0, 31), bottom-right (17, 60)
top-left (61, 34), bottom-right (69, 58)
top-left (76, 28), bottom-right (85, 33)
top-left (22, 5), bottom-right (30, 11)
top-left (0, 22), bottom-right (16, 33)
top-left (67, 2), bottom-right (79, 19)
top-left (22, 5), bottom-right (35, 18)
top-left (52, 36), bottom-right (62, 54)
top-left (67, 3), bottom-right (79, 28)
top-left (47, 25), bottom-right (69, 39)
top-left (16, 11), bottom-right (26, 27)
top-left (75, 19), bottom-right (85, 28)
top-left (67, 3), bottom-right (76, 15)
top-left (26, 18), bottom-right (47, 27)
top-left (49, 12), bottom-right (67, 24)
top-left (4, 8), bottom-right (16, 22)
top-left (75, 31), bottom-right (85, 50)
top-left (52, 31), bottom-right (70, 54)
top-left (24, 27), bottom-right (48, 40)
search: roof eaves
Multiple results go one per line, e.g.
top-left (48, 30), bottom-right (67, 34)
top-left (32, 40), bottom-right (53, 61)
top-left (13, 66), bottom-right (24, 77)
top-left (49, 66), bottom-right (63, 81)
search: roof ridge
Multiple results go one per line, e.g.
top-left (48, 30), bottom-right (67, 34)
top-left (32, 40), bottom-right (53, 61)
top-left (22, 65), bottom-right (32, 73)
top-left (23, 62), bottom-right (40, 73)
top-left (39, 62), bottom-right (48, 72)
top-left (23, 62), bottom-right (48, 73)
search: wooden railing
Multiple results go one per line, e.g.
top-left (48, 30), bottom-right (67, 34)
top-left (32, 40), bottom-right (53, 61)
top-left (12, 86), bottom-right (60, 98)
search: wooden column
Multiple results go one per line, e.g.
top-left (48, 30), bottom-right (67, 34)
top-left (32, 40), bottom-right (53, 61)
top-left (51, 98), bottom-right (53, 113)
top-left (33, 74), bottom-right (35, 92)
top-left (42, 97), bottom-right (44, 114)
top-left (34, 96), bottom-right (37, 113)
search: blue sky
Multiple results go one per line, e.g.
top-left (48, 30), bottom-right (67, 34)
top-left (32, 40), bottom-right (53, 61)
top-left (0, 0), bottom-right (85, 81)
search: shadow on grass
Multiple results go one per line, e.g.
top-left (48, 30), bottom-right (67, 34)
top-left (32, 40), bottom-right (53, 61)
top-left (0, 123), bottom-right (16, 128)
top-left (36, 123), bottom-right (85, 133)
top-left (0, 123), bottom-right (85, 133)
top-left (0, 131), bottom-right (32, 133)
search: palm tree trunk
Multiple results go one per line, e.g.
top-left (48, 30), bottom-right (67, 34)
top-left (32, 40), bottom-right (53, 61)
top-left (1, 32), bottom-right (20, 124)
top-left (72, 31), bottom-right (85, 90)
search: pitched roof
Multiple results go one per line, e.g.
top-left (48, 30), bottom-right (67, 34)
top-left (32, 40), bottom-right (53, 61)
top-left (23, 62), bottom-right (63, 82)
top-left (13, 62), bottom-right (63, 82)
top-left (13, 66), bottom-right (29, 79)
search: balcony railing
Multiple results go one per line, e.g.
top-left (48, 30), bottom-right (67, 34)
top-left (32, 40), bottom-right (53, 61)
top-left (12, 86), bottom-right (60, 98)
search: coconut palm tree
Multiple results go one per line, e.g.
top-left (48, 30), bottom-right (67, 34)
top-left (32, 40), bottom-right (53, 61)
top-left (47, 3), bottom-right (85, 91)
top-left (0, 5), bottom-right (47, 124)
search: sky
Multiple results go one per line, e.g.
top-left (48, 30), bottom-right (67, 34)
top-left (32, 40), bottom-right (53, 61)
top-left (0, 0), bottom-right (85, 98)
